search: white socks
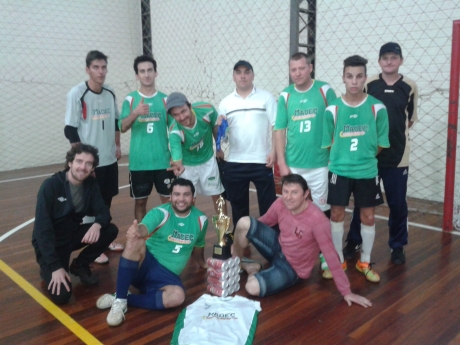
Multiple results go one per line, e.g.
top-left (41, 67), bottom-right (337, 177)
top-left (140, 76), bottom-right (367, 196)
top-left (360, 224), bottom-right (375, 263)
top-left (331, 221), bottom-right (345, 263)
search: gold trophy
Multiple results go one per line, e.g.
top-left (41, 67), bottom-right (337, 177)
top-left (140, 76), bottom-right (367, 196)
top-left (211, 196), bottom-right (232, 260)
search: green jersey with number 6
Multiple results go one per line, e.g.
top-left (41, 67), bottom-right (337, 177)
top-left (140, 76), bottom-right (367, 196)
top-left (120, 91), bottom-right (176, 171)
top-left (322, 95), bottom-right (390, 179)
top-left (140, 203), bottom-right (208, 275)
top-left (169, 102), bottom-right (218, 166)
top-left (275, 81), bottom-right (336, 168)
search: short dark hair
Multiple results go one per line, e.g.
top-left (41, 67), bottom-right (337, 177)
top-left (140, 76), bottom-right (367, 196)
top-left (343, 55), bottom-right (368, 75)
top-left (65, 143), bottom-right (99, 170)
top-left (170, 178), bottom-right (195, 196)
top-left (133, 55), bottom-right (157, 74)
top-left (86, 50), bottom-right (108, 67)
top-left (281, 174), bottom-right (309, 193)
top-left (290, 52), bottom-right (312, 65)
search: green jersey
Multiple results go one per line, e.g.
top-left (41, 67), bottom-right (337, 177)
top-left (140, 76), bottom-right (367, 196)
top-left (140, 203), bottom-right (208, 275)
top-left (322, 95), bottom-right (390, 179)
top-left (169, 102), bottom-right (218, 166)
top-left (275, 81), bottom-right (336, 168)
top-left (119, 91), bottom-right (177, 171)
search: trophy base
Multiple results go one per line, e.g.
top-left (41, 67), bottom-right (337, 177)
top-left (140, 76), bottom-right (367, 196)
top-left (212, 244), bottom-right (232, 260)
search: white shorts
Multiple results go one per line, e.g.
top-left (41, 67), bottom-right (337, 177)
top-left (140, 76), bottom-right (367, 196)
top-left (181, 157), bottom-right (225, 196)
top-left (290, 166), bottom-right (330, 211)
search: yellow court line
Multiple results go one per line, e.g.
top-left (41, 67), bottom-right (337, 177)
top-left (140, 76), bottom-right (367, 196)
top-left (0, 260), bottom-right (102, 345)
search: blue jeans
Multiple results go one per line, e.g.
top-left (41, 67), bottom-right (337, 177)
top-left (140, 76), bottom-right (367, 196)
top-left (247, 217), bottom-right (299, 297)
top-left (347, 167), bottom-right (409, 249)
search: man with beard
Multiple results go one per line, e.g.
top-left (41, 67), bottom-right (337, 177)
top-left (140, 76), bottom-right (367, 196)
top-left (96, 178), bottom-right (208, 327)
top-left (32, 144), bottom-right (119, 304)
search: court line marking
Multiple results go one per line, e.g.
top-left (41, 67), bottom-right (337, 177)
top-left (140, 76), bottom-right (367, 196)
top-left (0, 260), bottom-right (102, 345)
top-left (0, 187), bottom-right (455, 243)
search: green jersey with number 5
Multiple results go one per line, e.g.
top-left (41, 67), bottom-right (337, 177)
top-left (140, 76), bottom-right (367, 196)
top-left (322, 95), bottom-right (390, 179)
top-left (120, 91), bottom-right (176, 171)
top-left (140, 203), bottom-right (208, 275)
top-left (275, 81), bottom-right (337, 168)
top-left (169, 102), bottom-right (218, 166)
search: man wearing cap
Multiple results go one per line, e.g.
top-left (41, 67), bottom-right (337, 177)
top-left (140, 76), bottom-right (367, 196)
top-left (344, 42), bottom-right (418, 265)
top-left (166, 92), bottom-right (226, 213)
top-left (218, 60), bottom-right (277, 227)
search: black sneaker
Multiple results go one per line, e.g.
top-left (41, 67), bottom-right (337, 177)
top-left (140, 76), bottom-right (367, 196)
top-left (391, 247), bottom-right (405, 264)
top-left (343, 241), bottom-right (361, 259)
top-left (69, 259), bottom-right (98, 285)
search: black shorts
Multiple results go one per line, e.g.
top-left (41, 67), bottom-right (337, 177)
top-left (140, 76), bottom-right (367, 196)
top-left (327, 172), bottom-right (383, 208)
top-left (94, 162), bottom-right (119, 201)
top-left (129, 170), bottom-right (175, 198)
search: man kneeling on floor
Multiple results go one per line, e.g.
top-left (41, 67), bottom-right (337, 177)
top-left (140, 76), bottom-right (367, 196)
top-left (32, 144), bottom-right (119, 305)
top-left (97, 178), bottom-right (208, 326)
top-left (232, 174), bottom-right (372, 308)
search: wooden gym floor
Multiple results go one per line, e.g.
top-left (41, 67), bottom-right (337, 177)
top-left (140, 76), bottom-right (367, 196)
top-left (0, 157), bottom-right (459, 345)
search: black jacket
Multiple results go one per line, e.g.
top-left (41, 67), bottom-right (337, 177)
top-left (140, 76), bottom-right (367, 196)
top-left (32, 170), bottom-right (111, 271)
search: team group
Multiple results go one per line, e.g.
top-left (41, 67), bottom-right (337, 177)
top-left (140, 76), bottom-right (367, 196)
top-left (31, 42), bottom-right (417, 327)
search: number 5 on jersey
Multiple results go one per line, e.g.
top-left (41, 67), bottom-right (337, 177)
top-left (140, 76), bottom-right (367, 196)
top-left (172, 245), bottom-right (183, 253)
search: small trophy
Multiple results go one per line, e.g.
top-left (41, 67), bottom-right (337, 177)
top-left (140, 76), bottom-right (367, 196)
top-left (207, 196), bottom-right (240, 297)
top-left (211, 196), bottom-right (232, 260)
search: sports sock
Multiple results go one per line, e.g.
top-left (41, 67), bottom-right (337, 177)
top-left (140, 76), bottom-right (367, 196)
top-left (330, 221), bottom-right (345, 263)
top-left (128, 290), bottom-right (165, 311)
top-left (360, 224), bottom-right (375, 263)
top-left (116, 257), bottom-right (139, 299)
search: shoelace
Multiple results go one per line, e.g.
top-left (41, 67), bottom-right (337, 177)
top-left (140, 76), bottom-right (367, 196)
top-left (110, 300), bottom-right (126, 315)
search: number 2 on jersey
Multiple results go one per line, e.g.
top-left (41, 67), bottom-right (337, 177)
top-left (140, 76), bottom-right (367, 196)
top-left (299, 120), bottom-right (311, 133)
top-left (172, 245), bottom-right (183, 253)
top-left (350, 138), bottom-right (358, 151)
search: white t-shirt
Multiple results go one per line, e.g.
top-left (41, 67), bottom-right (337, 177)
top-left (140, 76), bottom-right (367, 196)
top-left (171, 294), bottom-right (262, 345)
top-left (218, 87), bottom-right (276, 164)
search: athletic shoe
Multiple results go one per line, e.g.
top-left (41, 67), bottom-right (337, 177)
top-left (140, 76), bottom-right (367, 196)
top-left (322, 261), bottom-right (347, 280)
top-left (94, 253), bottom-right (109, 264)
top-left (108, 242), bottom-right (124, 251)
top-left (356, 260), bottom-right (380, 283)
top-left (69, 259), bottom-right (98, 285)
top-left (343, 241), bottom-right (361, 259)
top-left (391, 247), bottom-right (405, 264)
top-left (107, 299), bottom-right (127, 327)
top-left (97, 293), bottom-right (116, 309)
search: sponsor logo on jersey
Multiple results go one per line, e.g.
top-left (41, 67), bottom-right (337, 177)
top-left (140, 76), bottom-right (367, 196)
top-left (178, 222), bottom-right (185, 226)
top-left (300, 99), bottom-right (308, 103)
top-left (139, 112), bottom-right (162, 122)
top-left (193, 132), bottom-right (200, 137)
top-left (384, 89), bottom-right (394, 93)
top-left (291, 108), bottom-right (317, 121)
top-left (203, 312), bottom-right (238, 320)
top-left (403, 169), bottom-right (408, 175)
top-left (57, 197), bottom-right (66, 202)
top-left (190, 138), bottom-right (204, 151)
top-left (339, 124), bottom-right (369, 137)
top-left (92, 108), bottom-right (111, 120)
top-left (350, 114), bottom-right (358, 118)
top-left (168, 230), bottom-right (194, 244)
top-left (375, 194), bottom-right (380, 199)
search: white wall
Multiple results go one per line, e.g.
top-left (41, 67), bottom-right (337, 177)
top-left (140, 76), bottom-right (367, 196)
top-left (0, 0), bottom-right (142, 171)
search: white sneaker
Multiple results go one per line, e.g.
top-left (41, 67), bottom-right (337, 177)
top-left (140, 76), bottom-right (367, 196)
top-left (96, 293), bottom-right (116, 309)
top-left (107, 299), bottom-right (127, 327)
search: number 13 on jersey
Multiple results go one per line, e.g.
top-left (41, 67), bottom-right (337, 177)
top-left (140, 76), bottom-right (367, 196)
top-left (299, 120), bottom-right (311, 133)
